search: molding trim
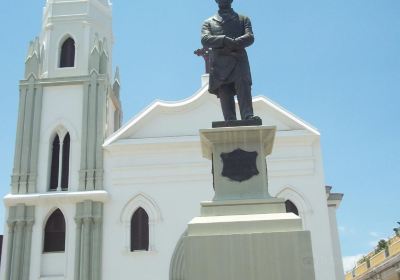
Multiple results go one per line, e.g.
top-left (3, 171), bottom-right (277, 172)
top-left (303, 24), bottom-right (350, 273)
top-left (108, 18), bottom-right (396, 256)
top-left (19, 75), bottom-right (107, 86)
top-left (4, 190), bottom-right (109, 207)
top-left (275, 185), bottom-right (314, 229)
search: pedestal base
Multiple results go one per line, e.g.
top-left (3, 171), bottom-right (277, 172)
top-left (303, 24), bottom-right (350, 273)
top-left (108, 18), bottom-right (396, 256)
top-left (184, 199), bottom-right (316, 280)
top-left (185, 230), bottom-right (315, 280)
top-left (212, 118), bottom-right (262, 128)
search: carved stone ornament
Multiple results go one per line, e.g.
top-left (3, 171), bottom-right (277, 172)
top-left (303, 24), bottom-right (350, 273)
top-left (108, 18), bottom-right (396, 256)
top-left (220, 149), bottom-right (259, 182)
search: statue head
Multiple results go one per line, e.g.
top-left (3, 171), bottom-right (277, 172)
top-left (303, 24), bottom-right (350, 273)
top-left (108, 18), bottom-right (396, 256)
top-left (215, 0), bottom-right (233, 9)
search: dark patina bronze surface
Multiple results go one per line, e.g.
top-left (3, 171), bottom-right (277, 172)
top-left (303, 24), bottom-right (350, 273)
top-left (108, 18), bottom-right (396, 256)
top-left (194, 48), bottom-right (211, 74)
top-left (221, 148), bottom-right (259, 182)
top-left (200, 0), bottom-right (261, 122)
top-left (212, 117), bottom-right (262, 128)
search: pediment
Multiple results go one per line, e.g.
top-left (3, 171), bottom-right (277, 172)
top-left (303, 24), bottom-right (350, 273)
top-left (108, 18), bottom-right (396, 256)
top-left (104, 85), bottom-right (318, 146)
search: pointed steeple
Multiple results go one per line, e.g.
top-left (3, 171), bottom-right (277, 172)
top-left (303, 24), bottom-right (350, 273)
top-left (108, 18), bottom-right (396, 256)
top-left (114, 66), bottom-right (120, 85)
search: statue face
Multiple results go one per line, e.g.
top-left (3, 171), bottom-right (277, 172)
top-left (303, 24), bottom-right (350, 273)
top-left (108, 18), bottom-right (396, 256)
top-left (215, 0), bottom-right (233, 8)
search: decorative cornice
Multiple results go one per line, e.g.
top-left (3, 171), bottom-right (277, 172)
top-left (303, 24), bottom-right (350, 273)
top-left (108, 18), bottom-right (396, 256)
top-left (326, 185), bottom-right (344, 208)
top-left (19, 74), bottom-right (107, 86)
top-left (4, 190), bottom-right (110, 207)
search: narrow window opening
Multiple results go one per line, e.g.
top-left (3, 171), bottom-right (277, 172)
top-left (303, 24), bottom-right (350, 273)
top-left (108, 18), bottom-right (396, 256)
top-left (60, 38), bottom-right (75, 68)
top-left (61, 133), bottom-right (70, 190)
top-left (43, 209), bottom-right (66, 253)
top-left (49, 135), bottom-right (60, 191)
top-left (285, 200), bottom-right (299, 216)
top-left (130, 207), bottom-right (149, 251)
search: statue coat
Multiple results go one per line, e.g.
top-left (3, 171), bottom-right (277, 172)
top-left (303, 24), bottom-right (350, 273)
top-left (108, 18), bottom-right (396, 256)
top-left (201, 10), bottom-right (254, 96)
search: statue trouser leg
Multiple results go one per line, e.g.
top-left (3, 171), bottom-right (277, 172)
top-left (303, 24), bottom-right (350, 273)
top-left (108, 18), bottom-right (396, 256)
top-left (219, 84), bottom-right (237, 121)
top-left (235, 80), bottom-right (254, 120)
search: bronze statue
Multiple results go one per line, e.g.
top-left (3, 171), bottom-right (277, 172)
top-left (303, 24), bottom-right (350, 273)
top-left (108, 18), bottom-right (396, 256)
top-left (201, 0), bottom-right (259, 122)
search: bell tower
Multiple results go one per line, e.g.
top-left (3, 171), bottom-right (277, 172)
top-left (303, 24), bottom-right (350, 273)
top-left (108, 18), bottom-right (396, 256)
top-left (1, 0), bottom-right (121, 279)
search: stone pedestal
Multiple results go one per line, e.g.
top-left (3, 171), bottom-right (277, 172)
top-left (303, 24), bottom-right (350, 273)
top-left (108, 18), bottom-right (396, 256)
top-left (184, 125), bottom-right (316, 280)
top-left (200, 126), bottom-right (275, 201)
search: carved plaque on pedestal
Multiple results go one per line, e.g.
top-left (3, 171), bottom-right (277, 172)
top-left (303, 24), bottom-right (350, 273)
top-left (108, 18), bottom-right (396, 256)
top-left (220, 149), bottom-right (259, 182)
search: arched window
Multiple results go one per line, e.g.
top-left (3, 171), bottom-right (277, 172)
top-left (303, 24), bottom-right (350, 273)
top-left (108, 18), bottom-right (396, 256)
top-left (285, 200), bottom-right (299, 216)
top-left (49, 135), bottom-right (60, 191)
top-left (60, 37), bottom-right (75, 68)
top-left (61, 133), bottom-right (70, 190)
top-left (44, 209), bottom-right (66, 253)
top-left (49, 132), bottom-right (70, 191)
top-left (130, 207), bottom-right (149, 251)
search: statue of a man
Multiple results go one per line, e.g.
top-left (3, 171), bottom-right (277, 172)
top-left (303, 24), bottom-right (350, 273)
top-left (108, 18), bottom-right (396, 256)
top-left (201, 0), bottom-right (259, 122)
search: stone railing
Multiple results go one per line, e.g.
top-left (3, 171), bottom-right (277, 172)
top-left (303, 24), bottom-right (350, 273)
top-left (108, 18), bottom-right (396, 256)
top-left (345, 236), bottom-right (400, 279)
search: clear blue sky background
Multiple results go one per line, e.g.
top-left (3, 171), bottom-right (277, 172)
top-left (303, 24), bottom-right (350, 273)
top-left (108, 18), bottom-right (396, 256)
top-left (0, 0), bottom-right (399, 271)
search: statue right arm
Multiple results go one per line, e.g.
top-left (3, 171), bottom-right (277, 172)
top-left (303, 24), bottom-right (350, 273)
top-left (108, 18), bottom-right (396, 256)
top-left (201, 21), bottom-right (226, 48)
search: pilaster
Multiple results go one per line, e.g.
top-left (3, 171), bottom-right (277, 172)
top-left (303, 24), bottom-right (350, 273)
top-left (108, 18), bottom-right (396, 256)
top-left (12, 76), bottom-right (43, 194)
top-left (4, 205), bottom-right (35, 280)
top-left (75, 200), bottom-right (103, 280)
top-left (21, 220), bottom-right (34, 280)
top-left (79, 72), bottom-right (107, 191)
top-left (4, 221), bottom-right (14, 280)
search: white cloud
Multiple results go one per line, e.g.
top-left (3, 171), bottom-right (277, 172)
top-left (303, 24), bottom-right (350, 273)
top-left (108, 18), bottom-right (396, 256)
top-left (342, 254), bottom-right (363, 272)
top-left (339, 225), bottom-right (356, 235)
top-left (369, 239), bottom-right (379, 247)
top-left (369, 231), bottom-right (380, 237)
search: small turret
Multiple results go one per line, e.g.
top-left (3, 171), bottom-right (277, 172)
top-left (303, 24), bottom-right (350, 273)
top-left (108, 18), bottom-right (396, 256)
top-left (24, 37), bottom-right (41, 79)
top-left (89, 35), bottom-right (110, 76)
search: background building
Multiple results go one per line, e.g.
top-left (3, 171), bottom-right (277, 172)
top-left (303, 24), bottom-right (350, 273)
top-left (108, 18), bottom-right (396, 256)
top-left (345, 234), bottom-right (400, 280)
top-left (1, 0), bottom-right (345, 279)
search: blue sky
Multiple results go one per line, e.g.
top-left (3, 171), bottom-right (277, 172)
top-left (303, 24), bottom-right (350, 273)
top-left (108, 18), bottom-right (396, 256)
top-left (0, 0), bottom-right (399, 271)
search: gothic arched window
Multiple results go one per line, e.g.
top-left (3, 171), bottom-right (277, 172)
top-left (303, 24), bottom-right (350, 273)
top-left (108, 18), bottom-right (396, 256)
top-left (61, 133), bottom-right (70, 190)
top-left (49, 135), bottom-right (60, 191)
top-left (130, 207), bottom-right (149, 251)
top-left (60, 37), bottom-right (75, 68)
top-left (285, 200), bottom-right (299, 216)
top-left (44, 209), bottom-right (66, 253)
top-left (49, 132), bottom-right (70, 191)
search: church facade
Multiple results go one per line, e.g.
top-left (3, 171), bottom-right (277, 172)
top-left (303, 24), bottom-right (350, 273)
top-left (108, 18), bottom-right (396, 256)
top-left (1, 1), bottom-right (345, 280)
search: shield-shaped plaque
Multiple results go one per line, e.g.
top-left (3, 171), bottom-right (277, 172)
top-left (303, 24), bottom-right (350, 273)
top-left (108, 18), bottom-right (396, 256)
top-left (220, 149), bottom-right (259, 182)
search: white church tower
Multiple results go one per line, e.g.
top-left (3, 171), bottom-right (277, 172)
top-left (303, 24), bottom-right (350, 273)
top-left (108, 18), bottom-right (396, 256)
top-left (1, 0), bottom-right (121, 279)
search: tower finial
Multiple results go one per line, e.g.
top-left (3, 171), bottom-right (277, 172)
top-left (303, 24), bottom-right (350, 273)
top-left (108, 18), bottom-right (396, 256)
top-left (114, 66), bottom-right (120, 83)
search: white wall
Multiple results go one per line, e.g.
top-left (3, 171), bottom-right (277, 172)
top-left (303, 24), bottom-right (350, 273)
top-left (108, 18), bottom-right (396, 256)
top-left (103, 140), bottom-right (213, 280)
top-left (328, 204), bottom-right (346, 280)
